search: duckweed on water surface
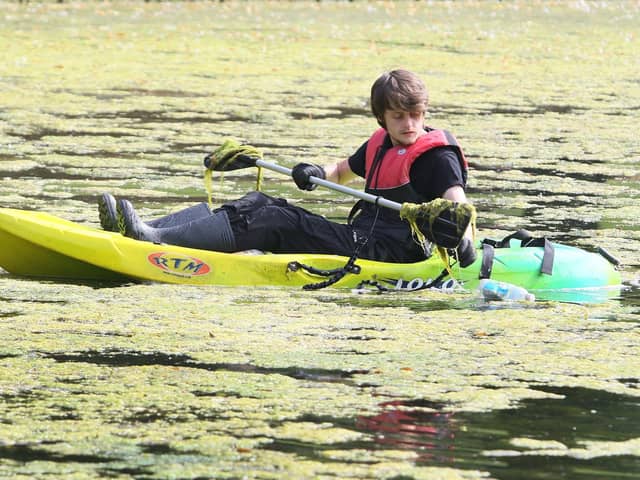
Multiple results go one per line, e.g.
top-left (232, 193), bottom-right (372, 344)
top-left (1, 1), bottom-right (639, 479)
top-left (1, 278), bottom-right (639, 478)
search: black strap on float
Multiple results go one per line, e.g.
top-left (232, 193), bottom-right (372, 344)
top-left (479, 243), bottom-right (495, 279)
top-left (483, 229), bottom-right (534, 248)
top-left (597, 246), bottom-right (621, 266)
top-left (535, 238), bottom-right (555, 276)
top-left (480, 229), bottom-right (555, 279)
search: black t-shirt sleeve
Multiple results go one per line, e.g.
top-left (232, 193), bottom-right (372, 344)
top-left (409, 147), bottom-right (465, 201)
top-left (348, 141), bottom-right (368, 178)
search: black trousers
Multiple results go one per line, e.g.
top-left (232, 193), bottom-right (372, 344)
top-left (218, 192), bottom-right (427, 263)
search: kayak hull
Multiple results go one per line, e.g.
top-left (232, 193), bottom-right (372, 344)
top-left (0, 208), bottom-right (621, 298)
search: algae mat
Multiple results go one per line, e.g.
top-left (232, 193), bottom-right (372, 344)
top-left (1, 1), bottom-right (639, 479)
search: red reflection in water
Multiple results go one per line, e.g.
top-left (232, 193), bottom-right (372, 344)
top-left (356, 400), bottom-right (457, 463)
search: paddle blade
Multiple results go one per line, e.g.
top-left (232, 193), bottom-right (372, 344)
top-left (203, 139), bottom-right (263, 171)
top-left (429, 205), bottom-right (473, 248)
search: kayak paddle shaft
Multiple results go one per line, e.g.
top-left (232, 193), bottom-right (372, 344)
top-left (255, 159), bottom-right (402, 212)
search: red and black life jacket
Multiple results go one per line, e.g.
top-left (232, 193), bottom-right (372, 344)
top-left (363, 127), bottom-right (468, 205)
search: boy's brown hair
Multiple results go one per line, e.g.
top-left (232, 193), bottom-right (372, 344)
top-left (370, 69), bottom-right (429, 128)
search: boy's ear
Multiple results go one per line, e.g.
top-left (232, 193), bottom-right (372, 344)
top-left (376, 116), bottom-right (386, 128)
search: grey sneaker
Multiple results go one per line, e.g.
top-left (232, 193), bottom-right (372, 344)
top-left (117, 199), bottom-right (159, 243)
top-left (98, 193), bottom-right (118, 232)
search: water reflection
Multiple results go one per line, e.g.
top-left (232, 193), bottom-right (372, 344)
top-left (356, 400), bottom-right (457, 464)
top-left (42, 349), bottom-right (368, 385)
top-left (530, 286), bottom-right (623, 304)
top-left (355, 387), bottom-right (640, 480)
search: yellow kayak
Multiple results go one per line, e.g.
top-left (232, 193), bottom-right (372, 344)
top-left (0, 207), bottom-right (622, 300)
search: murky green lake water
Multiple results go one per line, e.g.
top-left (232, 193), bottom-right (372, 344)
top-left (1, 1), bottom-right (639, 479)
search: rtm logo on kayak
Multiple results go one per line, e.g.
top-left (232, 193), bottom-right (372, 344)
top-left (148, 252), bottom-right (211, 277)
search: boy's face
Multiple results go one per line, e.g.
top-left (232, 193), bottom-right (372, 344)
top-left (383, 109), bottom-right (425, 146)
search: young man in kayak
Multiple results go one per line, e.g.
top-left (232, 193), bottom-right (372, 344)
top-left (99, 69), bottom-right (476, 267)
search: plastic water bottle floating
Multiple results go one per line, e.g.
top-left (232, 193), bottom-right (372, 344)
top-left (479, 279), bottom-right (535, 302)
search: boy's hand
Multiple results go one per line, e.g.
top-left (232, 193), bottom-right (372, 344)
top-left (292, 163), bottom-right (326, 191)
top-left (453, 237), bottom-right (477, 267)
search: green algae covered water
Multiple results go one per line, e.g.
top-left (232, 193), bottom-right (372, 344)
top-left (1, 1), bottom-right (639, 479)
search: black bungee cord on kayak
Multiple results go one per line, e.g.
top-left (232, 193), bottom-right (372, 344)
top-left (287, 251), bottom-right (363, 291)
top-left (287, 208), bottom-right (381, 290)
